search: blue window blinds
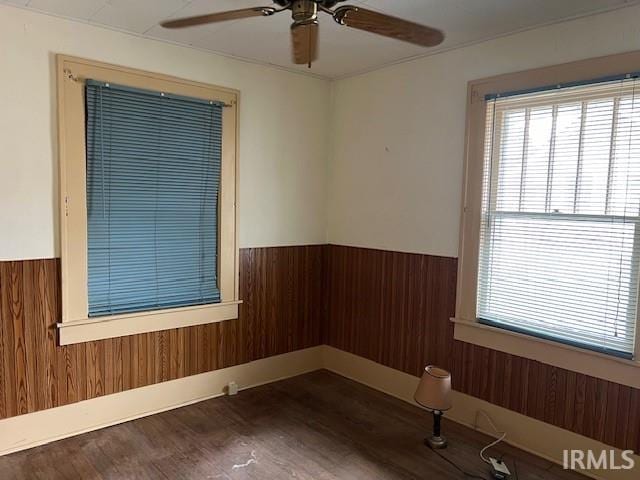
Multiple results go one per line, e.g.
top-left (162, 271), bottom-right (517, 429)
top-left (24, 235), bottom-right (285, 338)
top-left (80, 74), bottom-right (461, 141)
top-left (85, 80), bottom-right (223, 316)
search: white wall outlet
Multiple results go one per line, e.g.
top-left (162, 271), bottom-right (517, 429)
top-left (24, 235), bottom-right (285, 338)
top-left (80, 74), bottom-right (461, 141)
top-left (227, 381), bottom-right (239, 396)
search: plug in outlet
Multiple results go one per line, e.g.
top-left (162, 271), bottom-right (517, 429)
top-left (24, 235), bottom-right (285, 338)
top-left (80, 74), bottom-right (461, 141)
top-left (227, 381), bottom-right (238, 396)
top-left (489, 457), bottom-right (511, 480)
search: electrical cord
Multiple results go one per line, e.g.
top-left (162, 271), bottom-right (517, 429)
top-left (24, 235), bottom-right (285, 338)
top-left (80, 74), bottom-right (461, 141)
top-left (475, 410), bottom-right (507, 464)
top-left (426, 410), bottom-right (511, 480)
top-left (428, 444), bottom-right (490, 480)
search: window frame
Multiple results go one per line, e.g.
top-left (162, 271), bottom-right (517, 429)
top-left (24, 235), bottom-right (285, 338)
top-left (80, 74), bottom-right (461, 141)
top-left (454, 50), bottom-right (640, 389)
top-left (57, 55), bottom-right (240, 345)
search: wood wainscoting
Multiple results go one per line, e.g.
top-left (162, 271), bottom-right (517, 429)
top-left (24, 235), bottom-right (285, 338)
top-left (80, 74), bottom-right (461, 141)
top-left (324, 244), bottom-right (640, 453)
top-left (2, 242), bottom-right (639, 454)
top-left (0, 245), bottom-right (326, 420)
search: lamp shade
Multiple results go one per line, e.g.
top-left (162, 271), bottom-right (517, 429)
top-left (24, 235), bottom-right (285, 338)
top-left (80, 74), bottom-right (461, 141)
top-left (414, 365), bottom-right (452, 411)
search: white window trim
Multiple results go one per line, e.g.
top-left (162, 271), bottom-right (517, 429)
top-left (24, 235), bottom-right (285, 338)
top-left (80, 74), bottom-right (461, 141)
top-left (454, 50), bottom-right (640, 389)
top-left (57, 55), bottom-right (240, 345)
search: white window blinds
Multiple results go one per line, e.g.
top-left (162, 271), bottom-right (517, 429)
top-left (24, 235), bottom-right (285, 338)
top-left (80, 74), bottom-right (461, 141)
top-left (478, 76), bottom-right (640, 358)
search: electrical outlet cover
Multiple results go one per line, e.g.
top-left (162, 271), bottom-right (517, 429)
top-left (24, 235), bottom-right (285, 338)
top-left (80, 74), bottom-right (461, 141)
top-left (227, 381), bottom-right (239, 395)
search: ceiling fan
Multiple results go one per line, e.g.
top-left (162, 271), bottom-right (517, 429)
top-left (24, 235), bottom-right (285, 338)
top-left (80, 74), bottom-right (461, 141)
top-left (160, 0), bottom-right (445, 68)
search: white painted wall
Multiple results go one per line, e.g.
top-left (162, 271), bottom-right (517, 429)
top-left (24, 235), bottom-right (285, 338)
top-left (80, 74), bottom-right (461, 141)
top-left (4, 4), bottom-right (640, 262)
top-left (0, 5), bottom-right (330, 261)
top-left (327, 5), bottom-right (640, 258)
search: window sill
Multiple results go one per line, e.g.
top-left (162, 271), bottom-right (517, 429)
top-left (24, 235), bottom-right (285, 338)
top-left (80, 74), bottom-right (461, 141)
top-left (451, 317), bottom-right (640, 389)
top-left (58, 301), bottom-right (242, 345)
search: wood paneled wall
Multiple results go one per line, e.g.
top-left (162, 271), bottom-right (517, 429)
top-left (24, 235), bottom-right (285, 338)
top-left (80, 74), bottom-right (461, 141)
top-left (0, 245), bottom-right (326, 420)
top-left (3, 242), bottom-right (639, 453)
top-left (324, 244), bottom-right (640, 453)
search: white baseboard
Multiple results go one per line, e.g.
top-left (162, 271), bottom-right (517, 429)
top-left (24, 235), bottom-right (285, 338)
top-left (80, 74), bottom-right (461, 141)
top-left (2, 344), bottom-right (638, 480)
top-left (321, 346), bottom-right (640, 480)
top-left (0, 346), bottom-right (324, 456)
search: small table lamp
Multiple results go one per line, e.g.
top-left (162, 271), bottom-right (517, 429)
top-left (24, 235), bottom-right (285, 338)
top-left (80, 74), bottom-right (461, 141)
top-left (414, 365), bottom-right (452, 449)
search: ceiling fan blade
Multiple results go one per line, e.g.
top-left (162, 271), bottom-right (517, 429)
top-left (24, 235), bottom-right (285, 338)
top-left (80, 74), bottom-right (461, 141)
top-left (291, 21), bottom-right (319, 67)
top-left (161, 7), bottom-right (275, 29)
top-left (333, 6), bottom-right (444, 47)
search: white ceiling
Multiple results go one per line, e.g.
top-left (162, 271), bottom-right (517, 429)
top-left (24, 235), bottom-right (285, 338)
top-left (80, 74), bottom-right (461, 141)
top-left (3, 0), bottom-right (638, 78)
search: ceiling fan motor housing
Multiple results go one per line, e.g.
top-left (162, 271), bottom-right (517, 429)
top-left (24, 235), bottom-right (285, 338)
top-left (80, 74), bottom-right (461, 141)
top-left (291, 1), bottom-right (317, 22)
top-left (273, 0), bottom-right (348, 9)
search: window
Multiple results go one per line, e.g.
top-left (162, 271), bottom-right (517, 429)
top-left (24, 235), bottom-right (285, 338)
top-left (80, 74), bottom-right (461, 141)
top-left (455, 51), bottom-right (640, 389)
top-left (57, 56), bottom-right (239, 345)
top-left (86, 80), bottom-right (222, 316)
top-left (479, 78), bottom-right (640, 359)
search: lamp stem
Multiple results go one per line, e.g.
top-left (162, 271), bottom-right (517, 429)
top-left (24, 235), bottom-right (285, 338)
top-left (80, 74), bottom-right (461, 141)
top-left (425, 409), bottom-right (447, 449)
top-left (433, 410), bottom-right (442, 437)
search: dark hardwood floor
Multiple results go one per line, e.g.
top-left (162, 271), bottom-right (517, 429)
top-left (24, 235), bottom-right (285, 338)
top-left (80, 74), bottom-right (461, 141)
top-left (0, 370), bottom-right (586, 480)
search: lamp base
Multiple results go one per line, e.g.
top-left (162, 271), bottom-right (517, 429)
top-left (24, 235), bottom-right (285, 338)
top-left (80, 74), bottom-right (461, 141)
top-left (425, 435), bottom-right (448, 449)
top-left (425, 409), bottom-right (447, 449)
